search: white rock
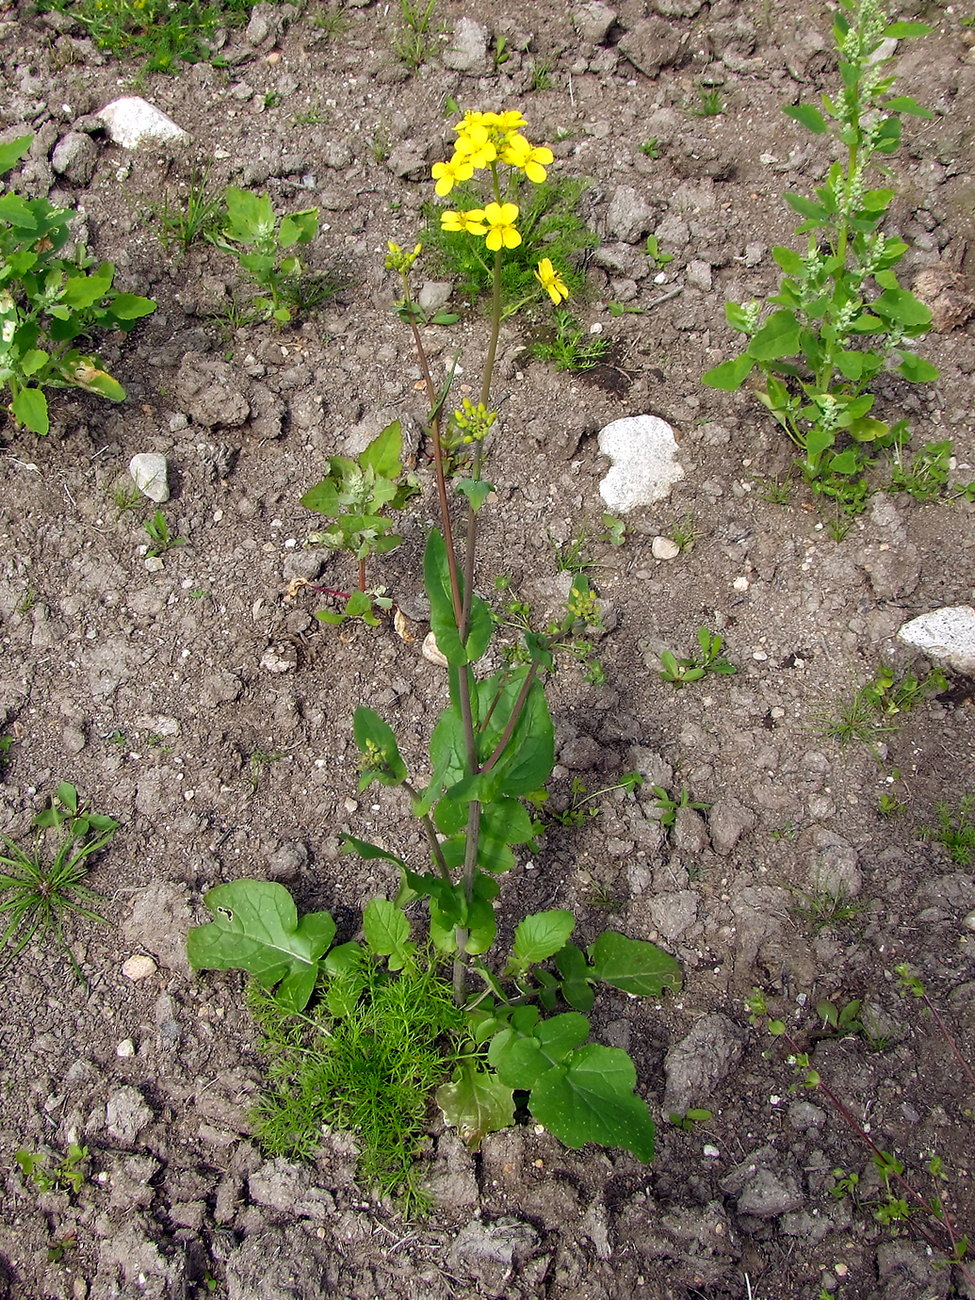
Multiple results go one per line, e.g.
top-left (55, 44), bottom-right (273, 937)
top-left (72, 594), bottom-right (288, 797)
top-left (122, 954), bottom-right (157, 981)
top-left (598, 415), bottom-right (685, 514)
top-left (422, 631), bottom-right (449, 667)
top-left (896, 605), bottom-right (975, 675)
top-left (129, 452), bottom-right (170, 503)
top-left (98, 97), bottom-right (190, 150)
top-left (117, 1038), bottom-right (137, 1057)
top-left (651, 535), bottom-right (680, 560)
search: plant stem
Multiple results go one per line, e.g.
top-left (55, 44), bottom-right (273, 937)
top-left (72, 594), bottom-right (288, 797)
top-left (402, 781), bottom-right (451, 881)
top-left (357, 556), bottom-right (367, 593)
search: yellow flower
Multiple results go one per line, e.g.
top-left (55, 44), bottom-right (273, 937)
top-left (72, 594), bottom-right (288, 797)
top-left (441, 208), bottom-right (488, 236)
top-left (534, 258), bottom-right (569, 305)
top-left (482, 202), bottom-right (521, 251)
top-left (500, 133), bottom-right (554, 183)
top-left (454, 124), bottom-right (498, 170)
top-left (431, 155), bottom-right (474, 196)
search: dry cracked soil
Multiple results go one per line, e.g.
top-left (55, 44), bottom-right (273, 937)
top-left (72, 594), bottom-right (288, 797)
top-left (0, 0), bottom-right (974, 1298)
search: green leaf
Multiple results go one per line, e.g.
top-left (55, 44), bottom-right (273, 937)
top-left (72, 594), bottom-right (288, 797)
top-left (783, 103), bottom-right (828, 134)
top-left (529, 1044), bottom-right (656, 1161)
top-left (362, 898), bottom-right (414, 970)
top-left (748, 309), bottom-right (801, 361)
top-left (702, 354), bottom-right (754, 391)
top-left (186, 880), bottom-right (335, 1013)
top-left (455, 478), bottom-right (494, 511)
top-left (424, 530), bottom-right (466, 666)
top-left (588, 931), bottom-right (682, 997)
top-left (353, 706), bottom-right (407, 788)
top-left (62, 262), bottom-right (114, 310)
top-left (883, 21), bottom-right (931, 38)
top-left (0, 193), bottom-right (37, 228)
top-left (107, 293), bottom-right (157, 321)
top-left (489, 1012), bottom-right (590, 1089)
top-left (896, 352), bottom-right (939, 382)
top-left (772, 246), bottom-right (806, 275)
top-left (0, 135), bottom-right (31, 177)
top-left (339, 833), bottom-right (408, 871)
top-left (784, 193), bottom-right (829, 222)
top-left (11, 387), bottom-right (48, 435)
top-left (490, 677), bottom-right (555, 796)
top-left (360, 420), bottom-right (402, 480)
top-left (436, 1061), bottom-right (515, 1150)
top-left (18, 349), bottom-right (48, 378)
top-left (223, 187), bottom-right (275, 242)
top-left (883, 94), bottom-right (933, 119)
top-left (278, 208), bottom-right (318, 247)
top-left (725, 302), bottom-right (754, 333)
top-left (512, 910), bottom-right (575, 967)
top-left (872, 288), bottom-right (932, 329)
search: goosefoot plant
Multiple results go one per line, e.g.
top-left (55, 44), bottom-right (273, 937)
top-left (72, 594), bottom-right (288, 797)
top-left (703, 0), bottom-right (937, 518)
top-left (211, 188), bottom-right (319, 324)
top-left (188, 108), bottom-right (681, 1202)
top-left (1, 137), bottom-right (156, 435)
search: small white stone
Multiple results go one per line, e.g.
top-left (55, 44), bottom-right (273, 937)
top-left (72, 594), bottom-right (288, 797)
top-left (703, 1144), bottom-right (721, 1158)
top-left (422, 631), bottom-right (449, 667)
top-left (122, 954), bottom-right (157, 981)
top-left (598, 414), bottom-right (685, 515)
top-left (963, 909), bottom-right (975, 934)
top-left (116, 1039), bottom-right (136, 1058)
top-left (651, 535), bottom-right (680, 560)
top-left (129, 453), bottom-right (170, 503)
top-left (145, 557), bottom-right (164, 573)
top-left (733, 575), bottom-right (750, 592)
top-left (98, 96), bottom-right (190, 149)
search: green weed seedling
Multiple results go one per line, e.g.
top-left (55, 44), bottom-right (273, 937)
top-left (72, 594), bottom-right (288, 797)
top-left (645, 234), bottom-right (674, 268)
top-left (212, 188), bottom-right (320, 325)
top-left (650, 785), bottom-right (709, 834)
top-left (639, 138), bottom-right (661, 159)
top-left (704, 0), bottom-right (938, 519)
top-left (16, 1143), bottom-right (89, 1196)
top-left (790, 884), bottom-right (864, 932)
top-left (668, 1107), bottom-right (713, 1131)
top-left (110, 483), bottom-right (143, 519)
top-left (1, 785), bottom-right (118, 973)
top-left (920, 795), bottom-right (975, 866)
top-left (660, 627), bottom-right (736, 686)
top-left (529, 60), bottom-right (554, 92)
top-left (532, 309), bottom-right (609, 371)
top-left (301, 420), bottom-right (418, 626)
top-left (552, 514), bottom-right (626, 573)
top-left (188, 108), bottom-right (683, 1209)
top-left (143, 511), bottom-right (186, 558)
top-left (0, 136), bottom-right (156, 435)
top-left (669, 512), bottom-right (700, 553)
top-left (393, 0), bottom-right (438, 70)
top-left (816, 665), bottom-right (947, 748)
top-left (45, 0), bottom-right (252, 72)
top-left (0, 736), bottom-right (14, 774)
top-left (691, 85), bottom-right (725, 117)
top-left (150, 170), bottom-right (222, 258)
top-left (247, 749), bottom-right (286, 794)
top-left (547, 771), bottom-right (644, 828)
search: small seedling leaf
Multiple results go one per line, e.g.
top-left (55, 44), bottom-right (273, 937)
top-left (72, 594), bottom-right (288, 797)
top-left (529, 1044), bottom-right (656, 1161)
top-left (588, 931), bottom-right (682, 997)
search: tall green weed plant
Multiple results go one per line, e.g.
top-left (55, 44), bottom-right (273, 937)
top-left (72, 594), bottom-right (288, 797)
top-left (704, 0), bottom-right (937, 518)
top-left (188, 109), bottom-right (681, 1205)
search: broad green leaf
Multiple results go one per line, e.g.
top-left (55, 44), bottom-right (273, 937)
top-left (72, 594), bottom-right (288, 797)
top-left (465, 891), bottom-right (497, 955)
top-left (63, 262), bottom-right (114, 310)
top-left (68, 363), bottom-right (125, 402)
top-left (529, 1044), bottom-right (656, 1161)
top-left (0, 192), bottom-right (36, 228)
top-left (488, 1012), bottom-right (590, 1089)
top-left (783, 103), bottom-right (827, 134)
top-left (224, 187), bottom-right (275, 242)
top-left (360, 420), bottom-right (402, 480)
top-left (847, 416), bottom-right (888, 443)
top-left (362, 898), bottom-right (414, 969)
top-left (896, 352), bottom-right (939, 382)
top-left (702, 354), bottom-right (753, 391)
top-left (279, 208), bottom-right (318, 246)
top-left (436, 1061), bottom-right (514, 1149)
top-left (884, 94), bottom-right (933, 118)
top-left (18, 348), bottom-right (48, 378)
top-left (11, 387), bottom-right (48, 434)
top-left (512, 910), bottom-right (575, 967)
top-left (107, 293), bottom-right (156, 321)
top-left (747, 309), bottom-right (801, 362)
top-left (772, 246), bottom-right (805, 275)
top-left (424, 529), bottom-right (467, 666)
top-left (455, 477), bottom-right (493, 511)
top-left (0, 135), bottom-right (31, 177)
top-left (353, 706), bottom-right (407, 788)
top-left (835, 349), bottom-right (868, 380)
top-left (556, 942), bottom-right (596, 1012)
top-left (725, 302), bottom-right (754, 333)
top-left (784, 193), bottom-right (829, 222)
top-left (481, 675), bottom-right (554, 796)
top-left (186, 880), bottom-right (335, 1013)
top-left (588, 931), bottom-right (682, 997)
top-left (884, 20), bottom-right (931, 37)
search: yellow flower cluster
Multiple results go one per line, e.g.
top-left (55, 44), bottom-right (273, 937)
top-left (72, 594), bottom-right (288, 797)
top-left (435, 109), bottom-right (555, 254)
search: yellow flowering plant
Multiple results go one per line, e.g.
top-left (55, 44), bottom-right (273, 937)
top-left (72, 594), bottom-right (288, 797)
top-left (189, 106), bottom-right (680, 1198)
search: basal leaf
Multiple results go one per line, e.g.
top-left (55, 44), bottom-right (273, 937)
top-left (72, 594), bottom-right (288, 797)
top-left (587, 931), bottom-right (682, 997)
top-left (436, 1061), bottom-right (515, 1150)
top-left (107, 292), bottom-right (157, 322)
top-left (279, 208), bottom-right (319, 247)
top-left (63, 262), bottom-right (114, 310)
top-left (529, 1044), bottom-right (656, 1161)
top-left (186, 880), bottom-right (335, 1013)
